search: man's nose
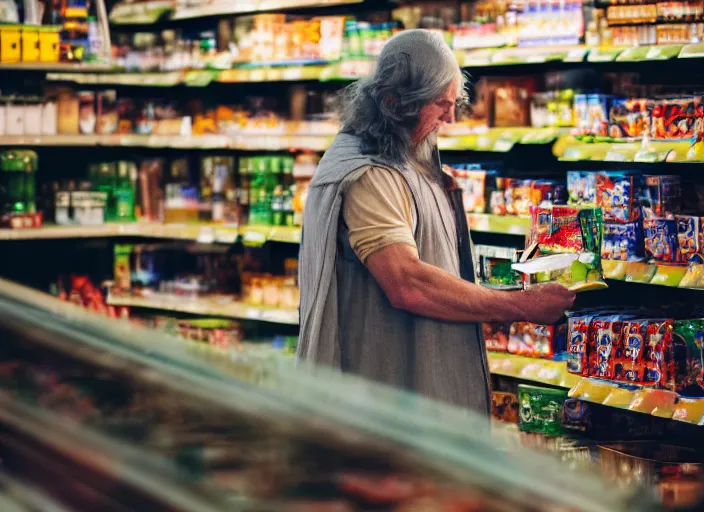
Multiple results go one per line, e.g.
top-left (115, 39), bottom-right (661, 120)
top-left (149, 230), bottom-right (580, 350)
top-left (442, 108), bottom-right (455, 124)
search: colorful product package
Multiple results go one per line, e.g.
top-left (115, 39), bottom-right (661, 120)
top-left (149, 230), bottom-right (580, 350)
top-left (602, 221), bottom-right (644, 261)
top-left (644, 218), bottom-right (678, 262)
top-left (608, 98), bottom-right (652, 138)
top-left (671, 320), bottom-right (704, 395)
top-left (614, 319), bottom-right (652, 385)
top-left (518, 384), bottom-right (567, 436)
top-left (588, 316), bottom-right (627, 380)
top-left (449, 163), bottom-right (499, 214)
top-left (525, 207), bottom-right (606, 291)
top-left (567, 314), bottom-right (597, 376)
top-left (483, 322), bottom-right (511, 352)
top-left (492, 391), bottom-right (519, 423)
top-left (643, 175), bottom-right (681, 219)
top-left (644, 320), bottom-right (675, 389)
top-left (676, 215), bottom-right (701, 263)
top-left (651, 96), bottom-right (701, 140)
top-left (567, 171), bottom-right (597, 205)
top-left (561, 398), bottom-right (591, 433)
top-left (508, 321), bottom-right (567, 359)
top-left (596, 172), bottom-right (643, 223)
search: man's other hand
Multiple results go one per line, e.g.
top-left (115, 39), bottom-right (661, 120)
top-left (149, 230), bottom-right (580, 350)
top-left (522, 283), bottom-right (576, 325)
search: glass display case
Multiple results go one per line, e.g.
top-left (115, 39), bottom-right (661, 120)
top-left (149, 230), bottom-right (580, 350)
top-left (0, 278), bottom-right (658, 512)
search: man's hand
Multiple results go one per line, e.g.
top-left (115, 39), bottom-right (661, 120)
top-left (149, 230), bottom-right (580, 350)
top-left (521, 283), bottom-right (576, 325)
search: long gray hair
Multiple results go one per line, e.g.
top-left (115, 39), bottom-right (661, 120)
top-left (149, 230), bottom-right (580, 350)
top-left (339, 29), bottom-right (466, 163)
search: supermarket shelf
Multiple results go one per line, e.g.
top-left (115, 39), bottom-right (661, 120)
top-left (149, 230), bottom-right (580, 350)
top-left (40, 43), bottom-right (704, 85)
top-left (488, 353), bottom-right (581, 388)
top-left (0, 223), bottom-right (301, 244)
top-left (487, 352), bottom-right (704, 425)
top-left (602, 259), bottom-right (704, 289)
top-left (554, 136), bottom-right (704, 163)
top-left (106, 293), bottom-right (300, 325)
top-left (0, 62), bottom-right (114, 72)
top-left (467, 213), bottom-right (531, 236)
top-left (0, 129), bottom-right (556, 152)
top-left (109, 0), bottom-right (362, 24)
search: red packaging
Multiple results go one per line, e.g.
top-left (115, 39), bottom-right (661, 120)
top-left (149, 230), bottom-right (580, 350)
top-left (644, 321), bottom-right (675, 389)
top-left (567, 315), bottom-right (594, 376)
top-left (614, 319), bottom-right (649, 384)
top-left (532, 205), bottom-right (584, 254)
top-left (483, 322), bottom-right (510, 352)
top-left (588, 318), bottom-right (626, 379)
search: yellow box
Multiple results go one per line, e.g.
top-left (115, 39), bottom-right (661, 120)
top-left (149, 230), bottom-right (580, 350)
top-left (21, 27), bottom-right (40, 62)
top-left (0, 25), bottom-right (22, 63)
top-left (38, 26), bottom-right (60, 63)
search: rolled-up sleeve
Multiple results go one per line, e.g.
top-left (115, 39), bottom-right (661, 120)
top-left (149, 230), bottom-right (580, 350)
top-left (343, 166), bottom-right (417, 264)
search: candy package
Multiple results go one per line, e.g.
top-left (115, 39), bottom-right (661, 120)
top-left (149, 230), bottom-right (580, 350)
top-left (532, 205), bottom-right (584, 253)
top-left (676, 215), bottom-right (701, 263)
top-left (643, 175), bottom-right (681, 219)
top-left (614, 319), bottom-right (652, 385)
top-left (596, 172), bottom-right (644, 223)
top-left (588, 316), bottom-right (627, 380)
top-left (567, 171), bottom-right (597, 205)
top-left (492, 391), bottom-right (519, 423)
top-left (449, 163), bottom-right (500, 214)
top-left (602, 221), bottom-right (644, 261)
top-left (508, 321), bottom-right (567, 359)
top-left (567, 314), bottom-right (597, 376)
top-left (608, 98), bottom-right (652, 139)
top-left (644, 320), bottom-right (676, 389)
top-left (651, 96), bottom-right (702, 139)
top-left (644, 218), bottom-right (678, 262)
top-left (518, 384), bottom-right (567, 436)
top-left (483, 322), bottom-right (511, 352)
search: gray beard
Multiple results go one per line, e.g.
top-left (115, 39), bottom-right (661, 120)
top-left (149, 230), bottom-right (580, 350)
top-left (411, 131), bottom-right (438, 171)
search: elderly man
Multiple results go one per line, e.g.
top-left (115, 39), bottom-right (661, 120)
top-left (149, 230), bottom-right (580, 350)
top-left (297, 30), bottom-right (575, 414)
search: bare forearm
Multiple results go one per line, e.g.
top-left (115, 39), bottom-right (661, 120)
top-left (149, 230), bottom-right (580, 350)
top-left (390, 260), bottom-right (527, 323)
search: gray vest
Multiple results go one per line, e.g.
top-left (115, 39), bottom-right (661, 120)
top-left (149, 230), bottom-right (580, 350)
top-left (297, 133), bottom-right (490, 414)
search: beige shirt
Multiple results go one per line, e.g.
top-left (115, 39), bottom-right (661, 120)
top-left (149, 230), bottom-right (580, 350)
top-left (343, 166), bottom-right (418, 264)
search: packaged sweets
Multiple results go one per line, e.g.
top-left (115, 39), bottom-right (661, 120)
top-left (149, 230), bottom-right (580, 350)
top-left (671, 320), bottom-right (704, 395)
top-left (676, 215), bottom-right (701, 263)
top-left (491, 391), bottom-right (519, 423)
top-left (651, 96), bottom-right (700, 139)
top-left (644, 320), bottom-right (675, 389)
top-left (614, 319), bottom-right (650, 385)
top-left (608, 98), bottom-right (652, 138)
top-left (483, 322), bottom-right (510, 352)
top-left (532, 205), bottom-right (583, 253)
top-left (596, 172), bottom-right (643, 223)
top-left (567, 314), bottom-right (596, 376)
top-left (602, 221), bottom-right (644, 261)
top-left (567, 171), bottom-right (597, 205)
top-left (644, 218), bottom-right (678, 262)
top-left (643, 175), bottom-right (681, 219)
top-left (588, 317), bottom-right (626, 379)
top-left (518, 384), bottom-right (567, 436)
top-left (508, 321), bottom-right (567, 359)
top-left (562, 398), bottom-right (591, 433)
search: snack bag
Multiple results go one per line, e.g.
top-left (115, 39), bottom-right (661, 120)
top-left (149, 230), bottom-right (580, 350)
top-left (671, 319), bottom-right (704, 395)
top-left (596, 172), bottom-right (643, 223)
top-left (676, 215), bottom-right (701, 263)
top-left (588, 316), bottom-right (626, 379)
top-left (602, 221), bottom-right (644, 261)
top-left (492, 391), bottom-right (519, 423)
top-left (567, 314), bottom-right (596, 376)
top-left (644, 218), bottom-right (678, 262)
top-left (644, 320), bottom-right (675, 389)
top-left (567, 171), bottom-right (597, 205)
top-left (483, 322), bottom-right (510, 352)
top-left (518, 384), bottom-right (567, 436)
top-left (614, 319), bottom-right (651, 384)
